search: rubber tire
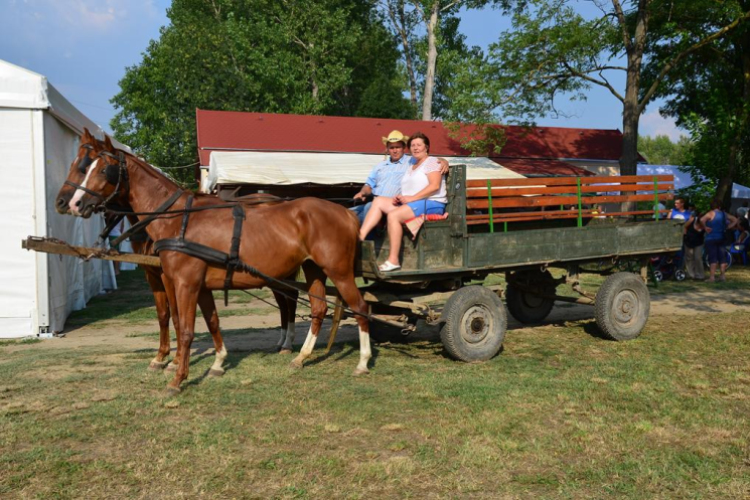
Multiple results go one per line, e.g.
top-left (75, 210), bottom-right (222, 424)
top-left (440, 286), bottom-right (507, 362)
top-left (505, 271), bottom-right (555, 324)
top-left (594, 272), bottom-right (650, 341)
top-left (674, 269), bottom-right (686, 282)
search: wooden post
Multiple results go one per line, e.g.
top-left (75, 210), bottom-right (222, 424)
top-left (576, 177), bottom-right (583, 228)
top-left (487, 180), bottom-right (494, 233)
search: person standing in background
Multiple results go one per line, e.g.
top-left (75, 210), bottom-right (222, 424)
top-left (683, 204), bottom-right (705, 280)
top-left (700, 199), bottom-right (738, 282)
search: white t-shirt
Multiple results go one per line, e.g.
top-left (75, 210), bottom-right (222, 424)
top-left (401, 156), bottom-right (447, 203)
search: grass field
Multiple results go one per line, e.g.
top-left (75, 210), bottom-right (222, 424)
top-left (1, 272), bottom-right (749, 498)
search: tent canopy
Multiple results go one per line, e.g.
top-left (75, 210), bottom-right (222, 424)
top-left (0, 59), bottom-right (120, 338)
top-left (204, 151), bottom-right (526, 191)
top-left (637, 164), bottom-right (750, 198)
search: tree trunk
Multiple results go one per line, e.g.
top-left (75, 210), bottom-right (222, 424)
top-left (620, 63), bottom-right (642, 177)
top-left (398, 2), bottom-right (418, 108)
top-left (421, 2), bottom-right (439, 121)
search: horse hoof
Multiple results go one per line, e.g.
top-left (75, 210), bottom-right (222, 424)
top-left (352, 368), bottom-right (370, 377)
top-left (165, 385), bottom-right (181, 397)
top-left (289, 360), bottom-right (303, 370)
top-left (279, 349), bottom-right (293, 355)
top-left (148, 361), bottom-right (169, 372)
top-left (164, 363), bottom-right (178, 373)
top-left (208, 368), bottom-right (225, 378)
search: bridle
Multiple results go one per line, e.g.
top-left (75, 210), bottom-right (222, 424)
top-left (64, 146), bottom-right (129, 212)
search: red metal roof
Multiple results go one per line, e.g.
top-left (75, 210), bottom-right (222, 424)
top-left (196, 109), bottom-right (633, 169)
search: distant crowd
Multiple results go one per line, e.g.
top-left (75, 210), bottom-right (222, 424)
top-left (668, 198), bottom-right (749, 282)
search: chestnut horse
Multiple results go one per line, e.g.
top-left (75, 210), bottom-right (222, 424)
top-left (54, 131), bottom-right (299, 374)
top-left (63, 137), bottom-right (371, 393)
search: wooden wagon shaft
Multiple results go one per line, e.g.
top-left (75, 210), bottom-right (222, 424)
top-left (22, 236), bottom-right (162, 267)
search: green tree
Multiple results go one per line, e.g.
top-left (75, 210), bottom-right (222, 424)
top-left (638, 134), bottom-right (691, 165)
top-left (379, 0), bottom-right (518, 120)
top-left (111, 0), bottom-right (408, 183)
top-left (643, 0), bottom-right (750, 204)
top-left (478, 0), bottom-right (750, 179)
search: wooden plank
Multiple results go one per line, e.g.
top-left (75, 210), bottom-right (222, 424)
top-left (466, 192), bottom-right (673, 210)
top-left (22, 236), bottom-right (162, 267)
top-left (466, 182), bottom-right (674, 198)
top-left (466, 175), bottom-right (673, 188)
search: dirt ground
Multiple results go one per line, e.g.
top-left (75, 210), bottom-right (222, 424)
top-left (24, 287), bottom-right (750, 355)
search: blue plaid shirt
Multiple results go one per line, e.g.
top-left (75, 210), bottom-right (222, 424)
top-left (365, 155), bottom-right (412, 197)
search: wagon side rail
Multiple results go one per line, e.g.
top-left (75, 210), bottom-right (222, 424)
top-left (465, 174), bottom-right (674, 228)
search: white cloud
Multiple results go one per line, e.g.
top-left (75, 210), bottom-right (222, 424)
top-left (640, 109), bottom-right (686, 141)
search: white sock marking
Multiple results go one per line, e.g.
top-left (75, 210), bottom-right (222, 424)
top-left (282, 320), bottom-right (296, 350)
top-left (211, 344), bottom-right (228, 372)
top-left (356, 327), bottom-right (372, 373)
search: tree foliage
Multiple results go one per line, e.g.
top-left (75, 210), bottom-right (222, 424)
top-left (638, 134), bottom-right (691, 165)
top-left (111, 0), bottom-right (409, 183)
top-left (473, 0), bottom-right (750, 179)
top-left (642, 0), bottom-right (750, 203)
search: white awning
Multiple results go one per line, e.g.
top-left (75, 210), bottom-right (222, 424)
top-left (203, 151), bottom-right (525, 192)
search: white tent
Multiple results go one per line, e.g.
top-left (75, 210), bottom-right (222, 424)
top-left (0, 59), bottom-right (124, 338)
top-left (201, 151), bottom-right (526, 192)
top-left (637, 164), bottom-right (750, 198)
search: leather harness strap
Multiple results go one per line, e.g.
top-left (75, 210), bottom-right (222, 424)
top-left (223, 203), bottom-right (247, 305)
top-left (110, 189), bottom-right (184, 248)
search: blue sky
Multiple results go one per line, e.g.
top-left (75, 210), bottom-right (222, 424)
top-left (0, 0), bottom-right (681, 139)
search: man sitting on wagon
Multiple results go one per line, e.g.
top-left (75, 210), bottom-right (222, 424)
top-left (351, 130), bottom-right (448, 229)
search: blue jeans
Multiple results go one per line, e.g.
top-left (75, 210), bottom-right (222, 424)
top-left (349, 201), bottom-right (373, 224)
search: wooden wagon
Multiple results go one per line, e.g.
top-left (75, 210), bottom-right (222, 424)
top-left (25, 165), bottom-right (682, 362)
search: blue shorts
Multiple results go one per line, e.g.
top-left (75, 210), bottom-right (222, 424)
top-left (406, 200), bottom-right (446, 217)
top-left (704, 239), bottom-right (728, 265)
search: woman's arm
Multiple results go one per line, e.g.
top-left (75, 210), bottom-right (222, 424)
top-left (726, 213), bottom-right (739, 229)
top-left (699, 211), bottom-right (713, 226)
top-left (397, 171), bottom-right (442, 204)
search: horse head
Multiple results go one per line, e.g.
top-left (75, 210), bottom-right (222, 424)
top-left (66, 135), bottom-right (129, 219)
top-left (56, 128), bottom-right (104, 214)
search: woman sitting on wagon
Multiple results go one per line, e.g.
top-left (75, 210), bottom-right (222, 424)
top-left (358, 131), bottom-right (447, 272)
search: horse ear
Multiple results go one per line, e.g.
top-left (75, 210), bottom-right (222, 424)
top-left (104, 135), bottom-right (114, 151)
top-left (82, 127), bottom-right (92, 141)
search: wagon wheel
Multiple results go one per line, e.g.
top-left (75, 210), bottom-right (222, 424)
top-left (440, 286), bottom-right (506, 362)
top-left (505, 270), bottom-right (555, 324)
top-left (594, 272), bottom-right (650, 341)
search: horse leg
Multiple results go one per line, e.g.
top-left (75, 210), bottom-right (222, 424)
top-left (273, 289), bottom-right (290, 353)
top-left (166, 276), bottom-right (201, 394)
top-left (327, 272), bottom-right (371, 376)
top-left (290, 264), bottom-right (327, 369)
top-left (275, 289), bottom-right (298, 354)
top-left (144, 267), bottom-right (171, 371)
top-left (197, 288), bottom-right (227, 377)
top-left (162, 274), bottom-right (182, 374)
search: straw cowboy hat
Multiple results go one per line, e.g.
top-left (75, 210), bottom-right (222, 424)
top-left (382, 130), bottom-right (409, 145)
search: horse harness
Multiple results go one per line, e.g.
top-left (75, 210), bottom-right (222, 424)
top-left (65, 147), bottom-right (129, 209)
